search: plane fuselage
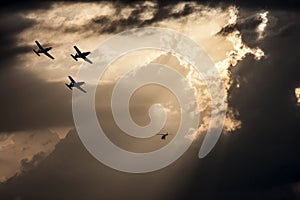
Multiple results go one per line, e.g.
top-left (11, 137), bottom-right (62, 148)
top-left (34, 41), bottom-right (54, 59)
top-left (74, 52), bottom-right (90, 59)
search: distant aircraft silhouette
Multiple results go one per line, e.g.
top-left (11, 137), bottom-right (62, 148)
top-left (71, 46), bottom-right (92, 63)
top-left (65, 76), bottom-right (86, 93)
top-left (33, 41), bottom-right (54, 59)
top-left (157, 132), bottom-right (170, 140)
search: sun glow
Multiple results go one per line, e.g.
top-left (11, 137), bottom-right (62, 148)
top-left (19, 2), bottom-right (268, 137)
top-left (295, 87), bottom-right (300, 105)
top-left (257, 11), bottom-right (269, 40)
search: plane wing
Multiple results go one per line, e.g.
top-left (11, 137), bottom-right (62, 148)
top-left (84, 57), bottom-right (93, 64)
top-left (44, 52), bottom-right (55, 59)
top-left (77, 81), bottom-right (85, 86)
top-left (68, 76), bottom-right (75, 83)
top-left (74, 46), bottom-right (81, 54)
top-left (35, 41), bottom-right (43, 49)
top-left (76, 86), bottom-right (87, 93)
top-left (157, 132), bottom-right (170, 135)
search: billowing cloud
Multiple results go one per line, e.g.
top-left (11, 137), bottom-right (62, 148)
top-left (0, 2), bottom-right (270, 170)
top-left (295, 87), bottom-right (300, 105)
top-left (0, 129), bottom-right (60, 182)
top-left (0, 1), bottom-right (300, 199)
top-left (256, 11), bottom-right (268, 40)
top-left (0, 2), bottom-right (250, 137)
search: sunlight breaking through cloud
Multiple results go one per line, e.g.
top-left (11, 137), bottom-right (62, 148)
top-left (183, 6), bottom-right (266, 138)
top-left (18, 2), bottom-right (268, 142)
top-left (295, 87), bottom-right (300, 105)
top-left (257, 11), bottom-right (269, 40)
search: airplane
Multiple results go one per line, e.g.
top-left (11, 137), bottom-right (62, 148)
top-left (33, 41), bottom-right (55, 60)
top-left (65, 76), bottom-right (87, 93)
top-left (157, 132), bottom-right (171, 140)
top-left (70, 46), bottom-right (92, 64)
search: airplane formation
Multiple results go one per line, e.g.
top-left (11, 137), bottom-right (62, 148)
top-left (34, 40), bottom-right (171, 140)
top-left (33, 40), bottom-right (90, 93)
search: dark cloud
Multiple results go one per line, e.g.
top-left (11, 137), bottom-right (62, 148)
top-left (0, 1), bottom-right (299, 199)
top-left (64, 0), bottom-right (299, 36)
top-left (203, 10), bottom-right (300, 199)
top-left (217, 13), bottom-right (262, 36)
top-left (0, 68), bottom-right (73, 132)
top-left (0, 1), bottom-right (73, 133)
top-left (0, 1), bottom-right (53, 69)
top-left (2, 0), bottom-right (300, 12)
top-left (1, 97), bottom-right (299, 200)
top-left (54, 0), bottom-right (300, 10)
top-left (0, 14), bottom-right (35, 68)
top-left (20, 151), bottom-right (47, 172)
top-left (62, 1), bottom-right (240, 35)
top-left (71, 1), bottom-right (197, 34)
top-left (0, 1), bottom-right (52, 12)
top-left (0, 129), bottom-right (204, 200)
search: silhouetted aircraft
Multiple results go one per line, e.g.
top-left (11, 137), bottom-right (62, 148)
top-left (71, 46), bottom-right (92, 63)
top-left (33, 41), bottom-right (55, 59)
top-left (157, 132), bottom-right (170, 140)
top-left (65, 76), bottom-right (86, 93)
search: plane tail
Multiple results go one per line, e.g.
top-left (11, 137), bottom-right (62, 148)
top-left (65, 83), bottom-right (73, 90)
top-left (33, 50), bottom-right (40, 56)
top-left (71, 54), bottom-right (78, 61)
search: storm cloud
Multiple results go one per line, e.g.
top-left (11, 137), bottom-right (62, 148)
top-left (0, 0), bottom-right (299, 199)
top-left (0, 68), bottom-right (73, 132)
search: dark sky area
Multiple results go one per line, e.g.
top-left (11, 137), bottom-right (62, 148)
top-left (0, 0), bottom-right (299, 200)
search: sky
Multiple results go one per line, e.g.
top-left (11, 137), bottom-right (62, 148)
top-left (0, 0), bottom-right (300, 199)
